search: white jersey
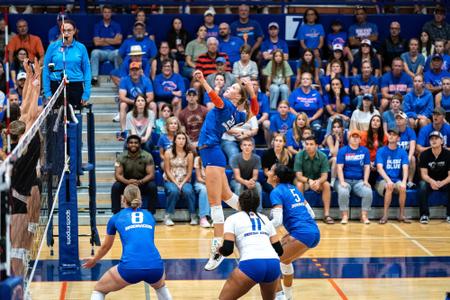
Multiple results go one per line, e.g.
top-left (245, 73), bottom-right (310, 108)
top-left (224, 211), bottom-right (279, 262)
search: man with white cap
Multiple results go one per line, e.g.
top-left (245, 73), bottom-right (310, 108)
top-left (203, 8), bottom-right (219, 38)
top-left (118, 21), bottom-right (157, 61)
top-left (110, 45), bottom-right (151, 87)
top-left (418, 130), bottom-right (450, 224)
top-left (260, 22), bottom-right (289, 64)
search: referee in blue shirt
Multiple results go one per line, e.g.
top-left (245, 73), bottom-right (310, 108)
top-left (43, 19), bottom-right (91, 110)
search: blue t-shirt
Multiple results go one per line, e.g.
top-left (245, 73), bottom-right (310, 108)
top-left (106, 208), bottom-right (163, 269)
top-left (348, 22), bottom-right (378, 40)
top-left (398, 127), bottom-right (416, 151)
top-left (119, 75), bottom-right (153, 99)
top-left (270, 183), bottom-right (318, 233)
top-left (375, 146), bottom-right (409, 183)
top-left (297, 24), bottom-right (325, 49)
top-left (380, 71), bottom-right (413, 95)
top-left (327, 31), bottom-right (348, 48)
top-left (417, 123), bottom-right (450, 148)
top-left (336, 145), bottom-right (371, 180)
top-left (400, 52), bottom-right (425, 74)
top-left (351, 75), bottom-right (379, 92)
top-left (269, 112), bottom-right (296, 134)
top-left (424, 54), bottom-right (450, 72)
top-left (403, 89), bottom-right (434, 119)
top-left (424, 70), bottom-right (450, 87)
top-left (230, 19), bottom-right (264, 47)
top-left (289, 88), bottom-right (323, 118)
top-left (441, 93), bottom-right (450, 111)
top-left (285, 128), bottom-right (302, 150)
top-left (153, 73), bottom-right (186, 98)
top-left (260, 38), bottom-right (289, 56)
top-left (48, 25), bottom-right (60, 43)
top-left (198, 97), bottom-right (247, 147)
top-left (219, 36), bottom-right (244, 64)
top-left (94, 20), bottom-right (122, 50)
top-left (119, 37), bottom-right (157, 60)
top-left (205, 24), bottom-right (219, 38)
top-left (257, 92), bottom-right (270, 119)
top-left (157, 134), bottom-right (173, 151)
top-left (323, 94), bottom-right (350, 107)
top-left (382, 110), bottom-right (397, 131)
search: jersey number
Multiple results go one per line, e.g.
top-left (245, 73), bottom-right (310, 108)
top-left (131, 212), bottom-right (144, 224)
top-left (250, 217), bottom-right (262, 231)
top-left (289, 188), bottom-right (301, 203)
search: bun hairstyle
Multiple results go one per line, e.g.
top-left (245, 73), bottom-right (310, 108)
top-left (123, 185), bottom-right (142, 209)
top-left (274, 164), bottom-right (296, 184)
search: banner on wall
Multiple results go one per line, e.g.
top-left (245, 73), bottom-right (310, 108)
top-left (285, 16), bottom-right (304, 41)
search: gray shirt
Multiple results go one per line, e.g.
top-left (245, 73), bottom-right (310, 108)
top-left (206, 72), bottom-right (237, 91)
top-left (230, 153), bottom-right (261, 180)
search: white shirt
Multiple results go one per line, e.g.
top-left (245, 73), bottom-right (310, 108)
top-left (222, 116), bottom-right (258, 141)
top-left (224, 211), bottom-right (279, 261)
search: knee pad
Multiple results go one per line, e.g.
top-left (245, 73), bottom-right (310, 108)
top-left (155, 285), bottom-right (173, 300)
top-left (210, 205), bottom-right (224, 224)
top-left (280, 262), bottom-right (294, 276)
top-left (91, 290), bottom-right (105, 300)
top-left (224, 193), bottom-right (239, 210)
top-left (28, 222), bottom-right (39, 234)
top-left (10, 248), bottom-right (29, 261)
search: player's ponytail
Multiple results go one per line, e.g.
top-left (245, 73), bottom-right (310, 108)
top-left (274, 164), bottom-right (296, 184)
top-left (123, 185), bottom-right (142, 210)
top-left (238, 189), bottom-right (265, 224)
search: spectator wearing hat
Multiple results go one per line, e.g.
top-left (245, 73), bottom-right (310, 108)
top-left (118, 61), bottom-right (155, 133)
top-left (203, 9), bottom-right (219, 38)
top-left (196, 37), bottom-right (231, 77)
top-left (351, 39), bottom-right (381, 77)
top-left (206, 57), bottom-right (236, 92)
top-left (326, 20), bottom-right (353, 62)
top-left (178, 88), bottom-right (208, 147)
top-left (48, 12), bottom-right (67, 43)
top-left (111, 134), bottom-right (158, 214)
top-left (111, 45), bottom-right (150, 87)
top-left (424, 39), bottom-right (450, 72)
top-left (218, 22), bottom-right (244, 65)
top-left (418, 130), bottom-right (450, 224)
top-left (380, 57), bottom-right (413, 113)
top-left (90, 5), bottom-right (122, 86)
top-left (348, 6), bottom-right (379, 52)
top-left (349, 93), bottom-right (380, 132)
top-left (8, 19), bottom-right (44, 65)
top-left (422, 4), bottom-right (450, 44)
top-left (336, 129), bottom-right (372, 224)
top-left (403, 74), bottom-right (433, 129)
top-left (153, 59), bottom-right (185, 117)
top-left (351, 60), bottom-right (379, 108)
top-left (326, 44), bottom-right (349, 77)
top-left (151, 41), bottom-right (180, 80)
top-left (375, 128), bottom-right (410, 224)
top-left (417, 107), bottom-right (450, 153)
top-left (380, 22), bottom-right (408, 72)
top-left (118, 21), bottom-right (157, 61)
top-left (382, 93), bottom-right (403, 132)
top-left (424, 54), bottom-right (450, 95)
top-left (260, 22), bottom-right (289, 65)
top-left (230, 4), bottom-right (264, 58)
top-left (395, 111), bottom-right (417, 188)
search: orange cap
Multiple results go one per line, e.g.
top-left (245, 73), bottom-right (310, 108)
top-left (129, 62), bottom-right (142, 70)
top-left (349, 130), bottom-right (361, 138)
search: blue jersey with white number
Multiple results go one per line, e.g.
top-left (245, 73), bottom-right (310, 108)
top-left (270, 183), bottom-right (318, 233)
top-left (107, 208), bottom-right (163, 269)
top-left (198, 98), bottom-right (246, 147)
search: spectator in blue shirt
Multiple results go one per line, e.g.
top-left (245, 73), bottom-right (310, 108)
top-left (401, 38), bottom-right (425, 79)
top-left (435, 77), bottom-right (450, 118)
top-left (203, 9), bottom-right (219, 38)
top-left (424, 39), bottom-right (450, 73)
top-left (297, 8), bottom-right (325, 63)
top-left (48, 12), bottom-right (66, 43)
top-left (153, 59), bottom-right (185, 117)
top-left (336, 129), bottom-right (372, 224)
top-left (260, 22), bottom-right (289, 65)
top-left (351, 60), bottom-right (378, 108)
top-left (403, 74), bottom-right (433, 130)
top-left (326, 20), bottom-right (353, 63)
top-left (375, 128), bottom-right (410, 224)
top-left (380, 57), bottom-right (413, 113)
top-left (348, 6), bottom-right (378, 51)
top-left (395, 111), bottom-right (417, 188)
top-left (43, 19), bottom-right (91, 110)
top-left (218, 22), bottom-right (244, 65)
top-left (417, 107), bottom-right (450, 153)
top-left (230, 4), bottom-right (264, 58)
top-left (118, 61), bottom-right (156, 132)
top-left (90, 5), bottom-right (122, 86)
top-left (119, 21), bottom-right (157, 61)
top-left (425, 54), bottom-right (450, 95)
top-left (382, 93), bottom-right (403, 132)
top-left (269, 100), bottom-right (296, 135)
top-left (111, 45), bottom-right (151, 87)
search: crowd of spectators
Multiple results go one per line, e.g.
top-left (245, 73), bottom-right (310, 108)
top-left (1, 3), bottom-right (449, 226)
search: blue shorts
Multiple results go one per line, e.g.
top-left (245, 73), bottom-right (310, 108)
top-left (117, 264), bottom-right (164, 285)
top-left (239, 258), bottom-right (281, 283)
top-left (199, 145), bottom-right (226, 168)
top-left (290, 229), bottom-right (321, 249)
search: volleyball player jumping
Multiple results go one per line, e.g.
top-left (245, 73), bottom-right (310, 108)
top-left (194, 70), bottom-right (259, 271)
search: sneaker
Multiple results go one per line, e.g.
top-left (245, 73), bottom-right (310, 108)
top-left (419, 215), bottom-right (429, 224)
top-left (190, 214), bottom-right (198, 225)
top-left (164, 214), bottom-right (174, 226)
top-left (282, 285), bottom-right (293, 300)
top-left (91, 77), bottom-right (99, 87)
top-left (204, 238), bottom-right (224, 271)
top-left (407, 182), bottom-right (416, 189)
top-left (446, 216), bottom-right (450, 223)
top-left (112, 112), bottom-right (120, 122)
top-left (274, 291), bottom-right (287, 300)
top-left (199, 217), bottom-right (210, 228)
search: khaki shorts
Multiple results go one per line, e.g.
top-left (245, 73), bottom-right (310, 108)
top-left (375, 180), bottom-right (403, 196)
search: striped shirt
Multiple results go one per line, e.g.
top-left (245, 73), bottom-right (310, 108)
top-left (195, 52), bottom-right (231, 76)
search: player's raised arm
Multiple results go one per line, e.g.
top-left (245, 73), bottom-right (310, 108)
top-left (241, 77), bottom-right (259, 117)
top-left (193, 70), bottom-right (224, 109)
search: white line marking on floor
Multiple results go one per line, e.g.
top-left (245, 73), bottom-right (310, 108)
top-left (391, 224), bottom-right (434, 256)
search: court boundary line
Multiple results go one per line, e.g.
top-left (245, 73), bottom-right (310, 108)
top-left (391, 224), bottom-right (434, 256)
top-left (327, 278), bottom-right (349, 300)
top-left (151, 236), bottom-right (450, 241)
top-left (59, 281), bottom-right (68, 300)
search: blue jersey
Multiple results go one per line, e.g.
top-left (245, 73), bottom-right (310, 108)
top-left (348, 22), bottom-right (378, 41)
top-left (269, 112), bottom-right (296, 134)
top-left (424, 70), bottom-right (450, 87)
top-left (106, 208), bottom-right (163, 269)
top-left (205, 24), bottom-right (219, 38)
top-left (260, 38), bottom-right (289, 55)
top-left (424, 54), bottom-right (450, 72)
top-left (417, 123), bottom-right (450, 148)
top-left (256, 92), bottom-right (270, 119)
top-left (198, 97), bottom-right (246, 147)
top-left (380, 71), bottom-right (413, 95)
top-left (230, 19), bottom-right (264, 47)
top-left (351, 75), bottom-right (378, 93)
top-left (157, 134), bottom-right (173, 151)
top-left (403, 89), bottom-right (434, 119)
top-left (93, 20), bottom-right (122, 50)
top-left (119, 75), bottom-right (153, 99)
top-left (289, 88), bottom-right (323, 118)
top-left (270, 183), bottom-right (318, 233)
top-left (398, 127), bottom-right (416, 152)
top-left (441, 93), bottom-right (450, 111)
top-left (153, 73), bottom-right (186, 98)
top-left (219, 36), bottom-right (244, 64)
top-left (337, 145), bottom-right (371, 180)
top-left (327, 32), bottom-right (348, 48)
top-left (375, 146), bottom-right (409, 182)
top-left (297, 24), bottom-right (325, 49)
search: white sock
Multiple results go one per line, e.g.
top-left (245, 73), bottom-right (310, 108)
top-left (275, 290), bottom-right (286, 300)
top-left (91, 291), bottom-right (105, 300)
top-left (224, 193), bottom-right (239, 210)
top-left (155, 285), bottom-right (172, 300)
top-left (282, 284), bottom-right (293, 300)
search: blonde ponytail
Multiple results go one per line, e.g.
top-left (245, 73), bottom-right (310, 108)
top-left (123, 185), bottom-right (142, 209)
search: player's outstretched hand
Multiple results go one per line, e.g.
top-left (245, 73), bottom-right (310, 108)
top-left (193, 70), bottom-right (205, 82)
top-left (82, 257), bottom-right (97, 269)
top-left (241, 77), bottom-right (255, 98)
